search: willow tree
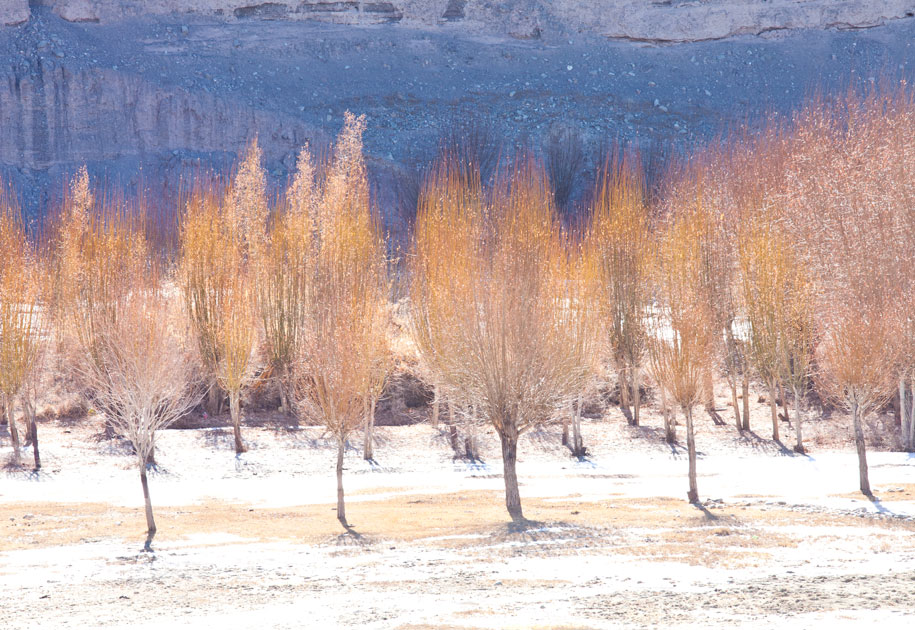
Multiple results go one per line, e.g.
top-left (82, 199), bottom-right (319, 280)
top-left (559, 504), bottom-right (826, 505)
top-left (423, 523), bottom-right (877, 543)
top-left (0, 194), bottom-right (48, 469)
top-left (56, 169), bottom-right (150, 442)
top-left (817, 295), bottom-right (900, 496)
top-left (411, 158), bottom-right (597, 522)
top-left (739, 214), bottom-right (788, 441)
top-left (180, 142), bottom-right (266, 418)
top-left (259, 148), bottom-right (315, 414)
top-left (650, 203), bottom-right (718, 504)
top-left (589, 153), bottom-right (652, 426)
top-left (81, 282), bottom-right (201, 551)
top-left (215, 273), bottom-right (257, 454)
top-left (779, 244), bottom-right (817, 454)
top-left (295, 113), bottom-right (390, 526)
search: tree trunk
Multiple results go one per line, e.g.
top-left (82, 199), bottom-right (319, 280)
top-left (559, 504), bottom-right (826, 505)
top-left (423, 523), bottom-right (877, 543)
top-left (446, 403), bottom-right (460, 455)
top-left (464, 435), bottom-right (476, 461)
top-left (685, 405), bottom-right (699, 504)
top-left (850, 400), bottom-right (870, 495)
top-left (499, 424), bottom-right (523, 522)
top-left (909, 375), bottom-right (915, 452)
top-left (769, 383), bottom-right (780, 441)
top-left (561, 415), bottom-right (569, 447)
top-left (779, 383), bottom-right (790, 426)
top-left (742, 373), bottom-right (751, 432)
top-left (140, 467), bottom-right (157, 552)
top-left (851, 401), bottom-right (871, 496)
top-left (207, 382), bottom-right (222, 416)
top-left (145, 432), bottom-right (156, 467)
top-left (363, 397), bottom-right (375, 461)
top-left (4, 394), bottom-right (21, 466)
top-left (464, 406), bottom-right (478, 460)
top-left (279, 364), bottom-right (290, 415)
top-left (571, 396), bottom-right (584, 458)
top-left (793, 385), bottom-right (805, 454)
top-left (899, 378), bottom-right (908, 450)
top-left (631, 366), bottom-right (641, 426)
top-left (661, 387), bottom-right (675, 443)
top-left (229, 392), bottom-right (246, 454)
top-left (336, 438), bottom-right (347, 526)
top-left (725, 329), bottom-right (741, 428)
top-left (431, 394), bottom-right (440, 427)
top-left (729, 371), bottom-right (741, 429)
top-left (619, 368), bottom-right (631, 418)
top-left (22, 396), bottom-right (39, 470)
top-left (703, 369), bottom-right (714, 415)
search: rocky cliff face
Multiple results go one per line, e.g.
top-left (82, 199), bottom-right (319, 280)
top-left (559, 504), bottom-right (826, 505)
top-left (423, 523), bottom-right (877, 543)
top-left (28, 0), bottom-right (915, 41)
top-left (0, 62), bottom-right (318, 171)
top-left (34, 0), bottom-right (420, 26)
top-left (1, 1), bottom-right (913, 217)
top-left (556, 0), bottom-right (915, 43)
top-left (1, 1), bottom-right (29, 26)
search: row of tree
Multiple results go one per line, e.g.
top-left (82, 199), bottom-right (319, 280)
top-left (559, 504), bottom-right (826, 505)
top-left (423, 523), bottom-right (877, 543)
top-left (1, 84), bottom-right (913, 548)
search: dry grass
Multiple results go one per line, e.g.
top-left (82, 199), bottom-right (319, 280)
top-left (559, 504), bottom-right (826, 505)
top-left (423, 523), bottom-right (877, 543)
top-left (4, 490), bottom-right (913, 568)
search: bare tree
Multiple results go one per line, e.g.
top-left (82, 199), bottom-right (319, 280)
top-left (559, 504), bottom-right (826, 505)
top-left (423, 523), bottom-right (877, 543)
top-left (411, 158), bottom-right (598, 521)
top-left (817, 295), bottom-right (900, 496)
top-left (650, 202), bottom-right (718, 504)
top-left (180, 141), bottom-right (267, 418)
top-left (81, 285), bottom-right (201, 551)
top-left (259, 147), bottom-right (315, 414)
top-left (215, 274), bottom-right (257, 454)
top-left (0, 194), bottom-right (48, 468)
top-left (589, 152), bottom-right (652, 426)
top-left (0, 247), bottom-right (47, 469)
top-left (295, 113), bottom-right (390, 526)
top-left (739, 213), bottom-right (789, 442)
top-left (780, 247), bottom-right (817, 454)
top-left (55, 169), bottom-right (150, 441)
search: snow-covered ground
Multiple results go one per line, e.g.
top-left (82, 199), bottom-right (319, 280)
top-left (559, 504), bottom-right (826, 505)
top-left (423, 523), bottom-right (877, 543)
top-left (2, 411), bottom-right (914, 629)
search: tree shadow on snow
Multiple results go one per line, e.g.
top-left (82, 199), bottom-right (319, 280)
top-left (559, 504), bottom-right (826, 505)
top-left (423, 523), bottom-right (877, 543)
top-left (489, 519), bottom-right (600, 547)
top-left (690, 501), bottom-right (719, 521)
top-left (866, 494), bottom-right (906, 519)
top-left (737, 430), bottom-right (805, 458)
top-left (333, 522), bottom-right (374, 548)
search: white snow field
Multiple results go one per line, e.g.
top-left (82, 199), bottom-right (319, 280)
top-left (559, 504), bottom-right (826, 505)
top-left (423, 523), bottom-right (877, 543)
top-left (2, 409), bottom-right (915, 629)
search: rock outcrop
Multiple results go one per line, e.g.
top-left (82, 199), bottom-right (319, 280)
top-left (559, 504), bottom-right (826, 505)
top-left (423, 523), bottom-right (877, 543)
top-left (25, 0), bottom-right (915, 41)
top-left (0, 63), bottom-right (320, 171)
top-left (1, 0), bottom-right (29, 26)
top-left (555, 0), bottom-right (915, 43)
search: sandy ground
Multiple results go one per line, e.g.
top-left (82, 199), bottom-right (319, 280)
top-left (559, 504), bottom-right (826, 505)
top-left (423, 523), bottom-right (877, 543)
top-left (2, 388), bottom-right (915, 629)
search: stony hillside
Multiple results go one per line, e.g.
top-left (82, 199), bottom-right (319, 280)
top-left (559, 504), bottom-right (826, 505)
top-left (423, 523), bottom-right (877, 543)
top-left (1, 1), bottom-right (914, 218)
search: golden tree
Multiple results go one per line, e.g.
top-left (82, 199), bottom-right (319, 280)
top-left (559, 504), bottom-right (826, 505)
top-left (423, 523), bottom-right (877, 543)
top-left (295, 113), bottom-right (391, 526)
top-left (180, 186), bottom-right (233, 414)
top-left (258, 148), bottom-right (315, 414)
top-left (650, 202), bottom-right (718, 504)
top-left (215, 273), bottom-right (257, 454)
top-left (55, 169), bottom-right (151, 442)
top-left (57, 168), bottom-right (149, 369)
top-left (660, 165), bottom-right (741, 429)
top-left (180, 141), bottom-right (267, 423)
top-left (0, 192), bottom-right (49, 469)
top-left (817, 293), bottom-right (900, 496)
top-left (738, 212), bottom-right (788, 442)
top-left (589, 152), bottom-right (652, 426)
top-left (779, 241), bottom-right (817, 454)
top-left (411, 158), bottom-right (597, 521)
